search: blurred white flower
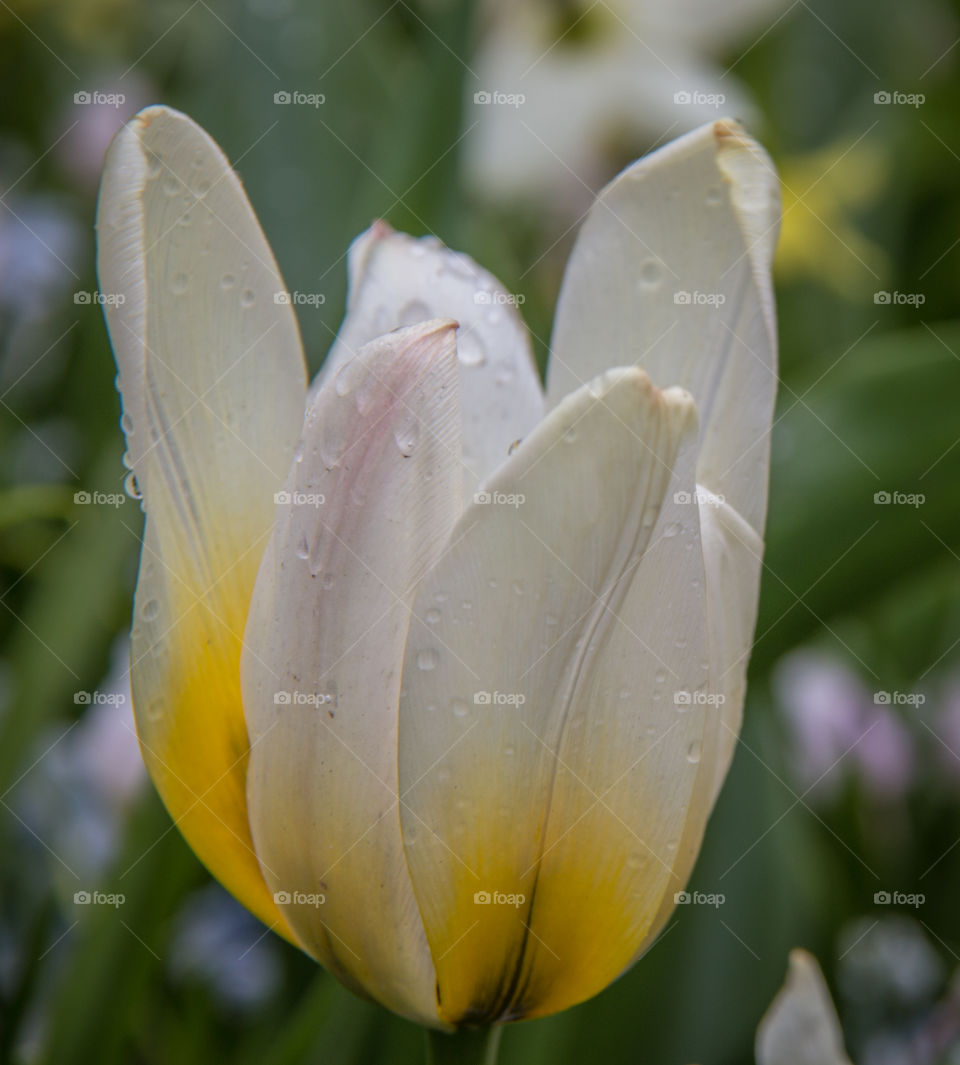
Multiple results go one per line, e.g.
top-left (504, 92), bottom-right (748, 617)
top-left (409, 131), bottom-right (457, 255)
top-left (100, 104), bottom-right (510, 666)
top-left (464, 0), bottom-right (790, 206)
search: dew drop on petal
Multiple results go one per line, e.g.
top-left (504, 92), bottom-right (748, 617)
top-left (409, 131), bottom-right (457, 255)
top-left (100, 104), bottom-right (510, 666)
top-left (457, 330), bottom-right (486, 368)
top-left (425, 607), bottom-right (442, 625)
top-left (452, 698), bottom-right (469, 718)
top-left (417, 648), bottom-right (439, 671)
top-left (638, 259), bottom-right (662, 289)
top-left (240, 288), bottom-right (256, 308)
top-left (220, 273), bottom-right (236, 290)
top-left (141, 598), bottom-right (159, 621)
top-left (398, 299), bottom-right (431, 326)
top-left (686, 740), bottom-right (701, 764)
top-left (170, 272), bottom-right (189, 296)
top-left (393, 418), bottom-right (420, 457)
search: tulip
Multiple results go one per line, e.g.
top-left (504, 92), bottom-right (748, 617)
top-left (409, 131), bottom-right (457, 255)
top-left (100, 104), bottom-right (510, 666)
top-left (755, 951), bottom-right (852, 1065)
top-left (96, 105), bottom-right (778, 1045)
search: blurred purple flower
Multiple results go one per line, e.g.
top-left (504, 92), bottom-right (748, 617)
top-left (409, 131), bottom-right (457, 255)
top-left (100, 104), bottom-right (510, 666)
top-left (774, 649), bottom-right (915, 802)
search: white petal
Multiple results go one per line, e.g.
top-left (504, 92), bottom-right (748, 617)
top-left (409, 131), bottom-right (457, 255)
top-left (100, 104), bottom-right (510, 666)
top-left (316, 223), bottom-right (544, 502)
top-left (95, 105), bottom-right (307, 932)
top-left (756, 950), bottom-right (852, 1065)
top-left (546, 117), bottom-right (779, 536)
top-left (397, 367), bottom-right (713, 1023)
top-left (242, 320), bottom-right (462, 1027)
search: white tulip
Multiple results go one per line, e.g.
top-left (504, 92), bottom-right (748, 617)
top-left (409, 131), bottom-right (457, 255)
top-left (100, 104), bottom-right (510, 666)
top-left (96, 105), bottom-right (778, 1028)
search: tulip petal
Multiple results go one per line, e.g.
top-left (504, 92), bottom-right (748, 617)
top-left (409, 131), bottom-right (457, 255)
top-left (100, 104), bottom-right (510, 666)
top-left (96, 105), bottom-right (307, 935)
top-left (547, 118), bottom-right (779, 812)
top-left (242, 320), bottom-right (462, 1026)
top-left (317, 223), bottom-right (544, 500)
top-left (756, 950), bottom-right (852, 1065)
top-left (546, 118), bottom-right (779, 534)
top-left (398, 368), bottom-right (713, 1023)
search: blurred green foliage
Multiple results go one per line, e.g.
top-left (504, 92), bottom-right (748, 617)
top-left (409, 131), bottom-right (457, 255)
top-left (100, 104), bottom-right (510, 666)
top-left (1, 0), bottom-right (960, 1063)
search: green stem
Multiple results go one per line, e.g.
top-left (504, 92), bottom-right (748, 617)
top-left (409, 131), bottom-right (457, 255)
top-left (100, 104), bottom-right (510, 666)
top-left (425, 1026), bottom-right (502, 1065)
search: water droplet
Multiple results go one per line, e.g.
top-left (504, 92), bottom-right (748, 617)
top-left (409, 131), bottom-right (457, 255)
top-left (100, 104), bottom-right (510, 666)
top-left (417, 648), bottom-right (439, 671)
top-left (666, 839), bottom-right (678, 852)
top-left (563, 427), bottom-right (577, 444)
top-left (162, 173), bottom-right (181, 197)
top-left (452, 699), bottom-right (469, 718)
top-left (655, 669), bottom-right (666, 684)
top-left (434, 591), bottom-right (449, 604)
top-left (460, 600), bottom-right (472, 611)
top-left (141, 598), bottom-right (159, 621)
top-left (663, 522), bottom-right (681, 538)
top-left (399, 299), bottom-right (431, 326)
top-left (295, 536), bottom-right (309, 560)
top-left (193, 177), bottom-right (211, 198)
top-left (495, 366), bottom-right (515, 387)
top-left (437, 767), bottom-right (451, 783)
top-left (145, 151), bottom-right (163, 178)
top-left (686, 740), bottom-right (701, 764)
top-left (457, 330), bottom-right (486, 368)
top-left (170, 272), bottom-right (189, 296)
top-left (220, 273), bottom-right (236, 290)
top-left (120, 412), bottom-right (134, 434)
top-left (425, 607), bottom-right (442, 625)
top-left (638, 259), bottom-right (662, 289)
top-left (240, 288), bottom-right (256, 308)
top-left (545, 614), bottom-right (558, 628)
top-left (124, 471), bottom-right (141, 500)
top-left (512, 580), bottom-right (524, 596)
top-left (705, 186), bottom-right (723, 206)
top-left (626, 853), bottom-right (644, 870)
top-left (293, 441), bottom-right (304, 463)
top-left (487, 578), bottom-right (498, 589)
top-left (321, 573), bottom-right (335, 590)
top-left (394, 418), bottom-right (420, 457)
top-left (619, 688), bottom-right (631, 700)
top-left (504, 745), bottom-right (515, 757)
